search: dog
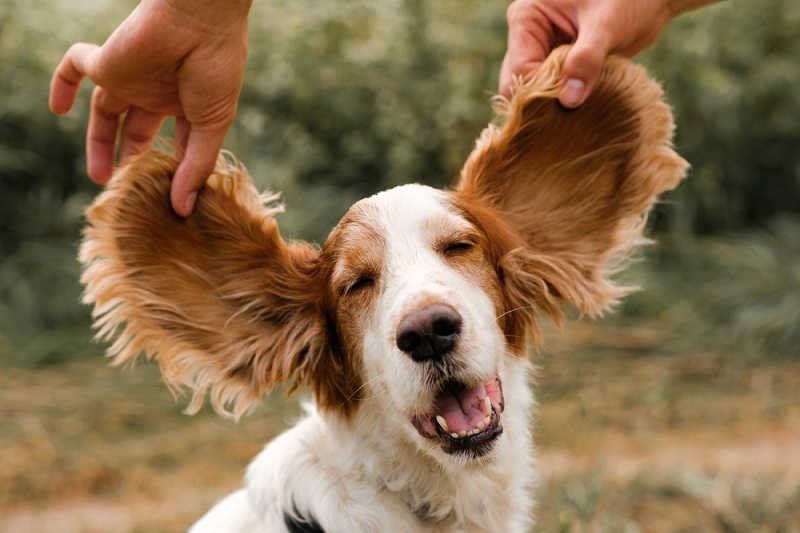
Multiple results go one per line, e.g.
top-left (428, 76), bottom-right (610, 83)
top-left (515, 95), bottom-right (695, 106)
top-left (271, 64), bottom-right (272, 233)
top-left (78, 47), bottom-right (687, 532)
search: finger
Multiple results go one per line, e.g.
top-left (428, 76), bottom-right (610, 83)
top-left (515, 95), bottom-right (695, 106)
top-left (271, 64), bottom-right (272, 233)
top-left (559, 27), bottom-right (612, 107)
top-left (49, 43), bottom-right (99, 115)
top-left (500, 1), bottom-right (560, 97)
top-left (499, 52), bottom-right (544, 98)
top-left (498, 54), bottom-right (513, 97)
top-left (175, 117), bottom-right (191, 158)
top-left (86, 86), bottom-right (129, 184)
top-left (170, 126), bottom-right (226, 217)
top-left (119, 108), bottom-right (165, 163)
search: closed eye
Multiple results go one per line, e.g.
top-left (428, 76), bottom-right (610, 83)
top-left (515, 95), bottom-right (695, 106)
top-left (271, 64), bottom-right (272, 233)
top-left (342, 275), bottom-right (375, 296)
top-left (440, 239), bottom-right (476, 256)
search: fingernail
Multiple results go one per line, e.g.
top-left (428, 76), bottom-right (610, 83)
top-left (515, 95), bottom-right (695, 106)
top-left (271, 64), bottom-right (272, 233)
top-left (184, 191), bottom-right (197, 215)
top-left (562, 79), bottom-right (586, 107)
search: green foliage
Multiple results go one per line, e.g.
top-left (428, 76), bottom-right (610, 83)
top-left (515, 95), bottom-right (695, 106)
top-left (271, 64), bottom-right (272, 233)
top-left (641, 0), bottom-right (800, 234)
top-left (1, 0), bottom-right (799, 365)
top-left (229, 0), bottom-right (800, 239)
top-left (0, 0), bottom-right (127, 364)
top-left (0, 93), bottom-right (100, 365)
top-left (233, 0), bottom-right (507, 240)
top-left (619, 217), bottom-right (800, 360)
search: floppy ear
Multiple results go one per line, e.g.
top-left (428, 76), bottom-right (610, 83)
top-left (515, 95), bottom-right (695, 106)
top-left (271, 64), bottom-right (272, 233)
top-left (455, 45), bottom-right (688, 320)
top-left (79, 150), bottom-right (358, 418)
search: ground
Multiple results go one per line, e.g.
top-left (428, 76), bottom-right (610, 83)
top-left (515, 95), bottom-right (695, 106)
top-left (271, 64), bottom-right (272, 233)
top-left (1, 318), bottom-right (798, 532)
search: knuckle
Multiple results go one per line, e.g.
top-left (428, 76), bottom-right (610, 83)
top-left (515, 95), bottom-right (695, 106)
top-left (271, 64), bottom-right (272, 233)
top-left (506, 0), bottom-right (527, 21)
top-left (569, 45), bottom-right (605, 75)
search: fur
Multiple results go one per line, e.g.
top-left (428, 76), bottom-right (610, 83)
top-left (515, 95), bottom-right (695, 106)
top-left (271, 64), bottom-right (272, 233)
top-left (79, 47), bottom-right (687, 532)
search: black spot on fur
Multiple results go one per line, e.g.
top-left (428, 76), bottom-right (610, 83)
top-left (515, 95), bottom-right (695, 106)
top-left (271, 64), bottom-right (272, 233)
top-left (284, 509), bottom-right (325, 533)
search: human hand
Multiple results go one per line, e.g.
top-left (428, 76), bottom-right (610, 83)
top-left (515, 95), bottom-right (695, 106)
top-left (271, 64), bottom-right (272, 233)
top-left (49, 0), bottom-right (251, 216)
top-left (499, 0), bottom-right (716, 106)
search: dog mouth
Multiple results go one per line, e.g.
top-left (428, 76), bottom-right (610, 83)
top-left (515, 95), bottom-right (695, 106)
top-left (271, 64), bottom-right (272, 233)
top-left (411, 376), bottom-right (504, 457)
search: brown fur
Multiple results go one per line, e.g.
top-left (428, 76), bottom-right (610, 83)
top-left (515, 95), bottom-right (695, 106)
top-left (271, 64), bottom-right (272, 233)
top-left (80, 153), bottom-right (361, 418)
top-left (79, 46), bottom-right (687, 418)
top-left (456, 47), bottom-right (688, 320)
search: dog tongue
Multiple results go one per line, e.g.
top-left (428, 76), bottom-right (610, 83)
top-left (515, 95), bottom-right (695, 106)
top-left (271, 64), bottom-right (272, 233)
top-left (435, 381), bottom-right (487, 434)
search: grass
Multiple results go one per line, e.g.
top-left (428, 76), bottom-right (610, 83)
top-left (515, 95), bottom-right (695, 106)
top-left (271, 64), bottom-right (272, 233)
top-left (1, 316), bottom-right (798, 532)
top-left (532, 319), bottom-right (800, 532)
top-left (0, 357), bottom-right (299, 532)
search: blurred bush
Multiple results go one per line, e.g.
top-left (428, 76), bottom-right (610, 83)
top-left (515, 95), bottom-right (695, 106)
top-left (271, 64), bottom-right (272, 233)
top-left (640, 0), bottom-right (800, 235)
top-left (621, 216), bottom-right (800, 360)
top-left (0, 0), bottom-right (123, 364)
top-left (1, 0), bottom-right (798, 365)
top-left (230, 0), bottom-right (508, 240)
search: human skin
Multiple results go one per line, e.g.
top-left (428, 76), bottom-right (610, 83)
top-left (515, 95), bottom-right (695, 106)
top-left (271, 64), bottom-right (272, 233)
top-left (49, 0), bottom-right (252, 216)
top-left (499, 0), bottom-right (720, 105)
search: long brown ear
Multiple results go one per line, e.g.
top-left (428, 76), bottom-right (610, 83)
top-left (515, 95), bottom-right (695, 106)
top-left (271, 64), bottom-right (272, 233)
top-left (79, 150), bottom-right (355, 418)
top-left (455, 45), bottom-right (688, 319)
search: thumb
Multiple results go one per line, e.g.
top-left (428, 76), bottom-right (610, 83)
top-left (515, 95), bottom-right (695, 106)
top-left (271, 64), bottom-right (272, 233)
top-left (559, 30), bottom-right (612, 108)
top-left (170, 123), bottom-right (226, 217)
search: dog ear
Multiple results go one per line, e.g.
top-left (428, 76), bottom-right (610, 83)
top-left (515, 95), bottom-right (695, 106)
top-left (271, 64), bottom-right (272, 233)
top-left (455, 45), bottom-right (688, 320)
top-left (80, 150), bottom-right (358, 418)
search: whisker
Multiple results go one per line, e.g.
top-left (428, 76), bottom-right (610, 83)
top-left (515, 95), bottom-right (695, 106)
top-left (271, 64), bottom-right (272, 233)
top-left (339, 371), bottom-right (389, 408)
top-left (494, 305), bottom-right (536, 323)
top-left (359, 389), bottom-right (389, 402)
top-left (378, 396), bottom-right (396, 418)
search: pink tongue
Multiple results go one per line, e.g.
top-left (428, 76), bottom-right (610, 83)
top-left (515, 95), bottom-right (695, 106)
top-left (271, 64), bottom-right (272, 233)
top-left (435, 382), bottom-right (487, 433)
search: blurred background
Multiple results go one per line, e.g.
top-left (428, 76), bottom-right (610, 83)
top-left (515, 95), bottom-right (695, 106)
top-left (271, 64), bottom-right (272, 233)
top-left (1, 0), bottom-right (798, 531)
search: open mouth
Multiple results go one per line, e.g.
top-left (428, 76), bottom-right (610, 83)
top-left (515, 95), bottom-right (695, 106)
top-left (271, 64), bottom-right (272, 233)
top-left (412, 376), bottom-right (504, 457)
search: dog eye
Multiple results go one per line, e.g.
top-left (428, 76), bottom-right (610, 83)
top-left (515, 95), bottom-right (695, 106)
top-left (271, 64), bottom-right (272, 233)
top-left (441, 240), bottom-right (475, 256)
top-left (343, 275), bottom-right (375, 296)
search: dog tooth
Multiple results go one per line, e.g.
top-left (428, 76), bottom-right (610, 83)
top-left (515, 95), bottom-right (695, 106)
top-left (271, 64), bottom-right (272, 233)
top-left (484, 396), bottom-right (492, 416)
top-left (451, 432), bottom-right (459, 439)
top-left (477, 420), bottom-right (486, 430)
top-left (436, 415), bottom-right (450, 433)
top-left (483, 415), bottom-right (490, 426)
top-left (458, 430), bottom-right (467, 438)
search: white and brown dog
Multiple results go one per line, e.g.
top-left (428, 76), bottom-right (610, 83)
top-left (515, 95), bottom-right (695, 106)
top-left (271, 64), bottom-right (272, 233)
top-left (79, 47), bottom-right (686, 532)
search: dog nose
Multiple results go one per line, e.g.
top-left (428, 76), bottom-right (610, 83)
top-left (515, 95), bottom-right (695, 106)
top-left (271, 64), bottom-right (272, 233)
top-left (396, 304), bottom-right (462, 362)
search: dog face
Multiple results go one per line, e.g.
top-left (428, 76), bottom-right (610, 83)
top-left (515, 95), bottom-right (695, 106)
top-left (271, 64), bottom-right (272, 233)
top-left (79, 47), bottom-right (687, 465)
top-left (322, 185), bottom-right (513, 460)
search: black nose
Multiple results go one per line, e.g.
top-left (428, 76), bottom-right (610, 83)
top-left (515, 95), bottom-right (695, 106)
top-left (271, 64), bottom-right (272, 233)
top-left (396, 304), bottom-right (462, 362)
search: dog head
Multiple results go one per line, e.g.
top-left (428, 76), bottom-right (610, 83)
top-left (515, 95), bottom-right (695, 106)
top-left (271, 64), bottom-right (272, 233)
top-left (79, 47), bottom-right (686, 462)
